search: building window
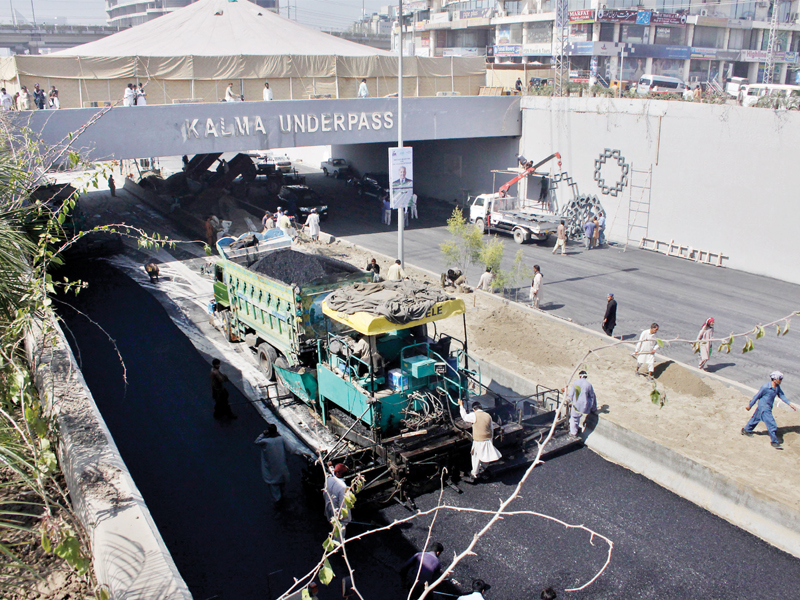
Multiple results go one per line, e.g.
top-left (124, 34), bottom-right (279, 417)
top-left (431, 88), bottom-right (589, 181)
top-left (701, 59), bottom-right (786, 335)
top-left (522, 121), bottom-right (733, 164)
top-left (598, 23), bottom-right (616, 42)
top-left (621, 24), bottom-right (647, 44)
top-left (568, 0), bottom-right (591, 10)
top-left (505, 1), bottom-right (524, 15)
top-left (727, 28), bottom-right (755, 50)
top-left (692, 26), bottom-right (724, 48)
top-left (653, 26), bottom-right (684, 45)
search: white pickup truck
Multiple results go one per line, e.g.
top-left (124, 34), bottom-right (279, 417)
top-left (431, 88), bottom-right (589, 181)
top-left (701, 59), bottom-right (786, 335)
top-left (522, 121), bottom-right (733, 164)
top-left (469, 193), bottom-right (560, 244)
top-left (320, 158), bottom-right (352, 178)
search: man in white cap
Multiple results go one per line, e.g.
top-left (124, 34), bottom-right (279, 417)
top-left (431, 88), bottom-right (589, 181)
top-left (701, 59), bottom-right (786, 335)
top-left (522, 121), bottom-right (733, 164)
top-left (566, 370), bottom-right (597, 438)
top-left (304, 207), bottom-right (320, 242)
top-left (742, 371), bottom-right (797, 448)
top-left (633, 323), bottom-right (659, 380)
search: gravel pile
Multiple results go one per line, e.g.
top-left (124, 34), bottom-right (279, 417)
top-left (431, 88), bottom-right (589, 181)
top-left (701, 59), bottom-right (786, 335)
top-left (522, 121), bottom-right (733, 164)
top-left (251, 249), bottom-right (361, 285)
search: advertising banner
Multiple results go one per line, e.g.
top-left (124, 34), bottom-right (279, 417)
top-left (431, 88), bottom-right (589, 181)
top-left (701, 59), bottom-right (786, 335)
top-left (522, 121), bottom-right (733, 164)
top-left (389, 147), bottom-right (414, 210)
top-left (596, 8), bottom-right (638, 23)
top-left (460, 8), bottom-right (492, 19)
top-left (650, 12), bottom-right (687, 26)
top-left (494, 44), bottom-right (522, 57)
top-left (568, 9), bottom-right (595, 23)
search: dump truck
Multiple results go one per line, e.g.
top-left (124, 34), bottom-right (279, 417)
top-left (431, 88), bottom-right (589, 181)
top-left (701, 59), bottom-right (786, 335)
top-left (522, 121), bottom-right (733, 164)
top-left (212, 230), bottom-right (372, 381)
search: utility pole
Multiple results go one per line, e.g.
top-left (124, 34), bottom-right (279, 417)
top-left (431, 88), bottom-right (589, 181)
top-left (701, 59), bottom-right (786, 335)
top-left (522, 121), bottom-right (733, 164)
top-left (763, 0), bottom-right (781, 83)
top-left (397, 0), bottom-right (404, 266)
top-left (552, 0), bottom-right (569, 96)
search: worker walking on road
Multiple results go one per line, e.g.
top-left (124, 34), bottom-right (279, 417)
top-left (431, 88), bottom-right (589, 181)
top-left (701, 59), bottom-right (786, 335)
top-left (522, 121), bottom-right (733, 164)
top-left (742, 371), bottom-right (797, 449)
top-left (696, 317), bottom-right (715, 371)
top-left (304, 207), bottom-right (321, 242)
top-left (210, 358), bottom-right (236, 420)
top-left (566, 370), bottom-right (597, 438)
top-left (108, 175), bottom-right (116, 197)
top-left (633, 323), bottom-right (659, 379)
top-left (254, 423), bottom-right (292, 504)
top-left (459, 399), bottom-right (502, 482)
top-left (530, 264), bottom-right (543, 309)
top-left (399, 542), bottom-right (444, 599)
top-left (324, 463), bottom-right (351, 539)
top-left (552, 220), bottom-right (567, 255)
top-left (602, 293), bottom-right (617, 337)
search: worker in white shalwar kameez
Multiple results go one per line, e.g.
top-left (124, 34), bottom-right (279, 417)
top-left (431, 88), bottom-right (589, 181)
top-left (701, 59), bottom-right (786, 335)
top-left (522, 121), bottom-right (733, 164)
top-left (324, 463), bottom-right (351, 539)
top-left (304, 208), bottom-right (321, 241)
top-left (459, 399), bottom-right (502, 481)
top-left (530, 264), bottom-right (543, 309)
top-left (566, 370), bottom-right (597, 437)
top-left (254, 423), bottom-right (292, 503)
top-left (696, 317), bottom-right (714, 371)
top-left (634, 323), bottom-right (660, 379)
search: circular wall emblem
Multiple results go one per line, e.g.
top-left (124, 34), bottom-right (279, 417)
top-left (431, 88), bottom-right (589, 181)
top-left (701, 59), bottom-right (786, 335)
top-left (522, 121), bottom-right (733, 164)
top-left (594, 149), bottom-right (630, 197)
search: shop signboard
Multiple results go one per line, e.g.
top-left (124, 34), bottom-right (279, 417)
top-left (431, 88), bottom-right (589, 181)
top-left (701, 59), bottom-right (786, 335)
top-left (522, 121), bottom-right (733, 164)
top-left (596, 8), bottom-right (638, 23)
top-left (406, 0), bottom-right (429, 10)
top-left (442, 47), bottom-right (482, 57)
top-left (690, 47), bottom-right (718, 60)
top-left (430, 12), bottom-right (450, 23)
top-left (460, 8), bottom-right (492, 19)
top-left (650, 12), bottom-right (687, 26)
top-left (494, 44), bottom-right (522, 57)
top-left (741, 49), bottom-right (799, 63)
top-left (568, 9), bottom-right (595, 23)
top-left (523, 42), bottom-right (552, 56)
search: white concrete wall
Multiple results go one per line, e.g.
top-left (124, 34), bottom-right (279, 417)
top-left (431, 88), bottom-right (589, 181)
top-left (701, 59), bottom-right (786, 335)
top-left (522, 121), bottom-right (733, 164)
top-left (333, 137), bottom-right (519, 203)
top-left (520, 97), bottom-right (800, 284)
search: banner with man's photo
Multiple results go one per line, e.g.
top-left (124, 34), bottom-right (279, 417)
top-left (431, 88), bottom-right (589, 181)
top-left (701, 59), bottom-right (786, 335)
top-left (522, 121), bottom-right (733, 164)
top-left (389, 147), bottom-right (414, 210)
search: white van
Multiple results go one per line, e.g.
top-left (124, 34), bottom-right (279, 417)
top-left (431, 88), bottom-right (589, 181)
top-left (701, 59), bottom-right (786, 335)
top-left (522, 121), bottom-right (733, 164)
top-left (636, 74), bottom-right (687, 96)
top-left (725, 76), bottom-right (749, 96)
top-left (738, 83), bottom-right (800, 108)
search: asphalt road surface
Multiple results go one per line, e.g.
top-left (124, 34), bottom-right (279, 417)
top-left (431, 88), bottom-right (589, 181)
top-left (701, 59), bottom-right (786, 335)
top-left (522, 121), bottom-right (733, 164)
top-left (299, 170), bottom-right (799, 391)
top-left (55, 256), bottom-right (800, 600)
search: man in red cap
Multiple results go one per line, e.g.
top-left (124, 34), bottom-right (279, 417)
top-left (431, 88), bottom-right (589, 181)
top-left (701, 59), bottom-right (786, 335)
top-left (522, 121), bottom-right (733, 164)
top-left (324, 463), bottom-right (351, 537)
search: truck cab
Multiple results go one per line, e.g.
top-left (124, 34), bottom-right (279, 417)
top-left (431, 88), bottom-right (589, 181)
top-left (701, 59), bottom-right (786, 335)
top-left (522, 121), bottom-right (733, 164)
top-left (469, 193), bottom-right (559, 244)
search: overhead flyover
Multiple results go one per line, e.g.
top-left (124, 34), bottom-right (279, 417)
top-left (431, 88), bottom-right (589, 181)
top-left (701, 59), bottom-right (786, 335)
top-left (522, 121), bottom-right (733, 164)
top-left (14, 96), bottom-right (522, 162)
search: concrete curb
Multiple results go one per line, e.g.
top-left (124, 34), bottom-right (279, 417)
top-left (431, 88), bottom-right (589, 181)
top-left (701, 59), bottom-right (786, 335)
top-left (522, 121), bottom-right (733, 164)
top-left (26, 317), bottom-right (191, 600)
top-left (582, 417), bottom-right (800, 559)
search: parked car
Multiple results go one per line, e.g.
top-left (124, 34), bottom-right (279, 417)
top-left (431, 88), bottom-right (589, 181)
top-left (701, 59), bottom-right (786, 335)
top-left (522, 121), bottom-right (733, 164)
top-left (356, 172), bottom-right (389, 200)
top-left (266, 153), bottom-right (293, 173)
top-left (320, 158), bottom-right (352, 178)
top-left (276, 185), bottom-right (328, 220)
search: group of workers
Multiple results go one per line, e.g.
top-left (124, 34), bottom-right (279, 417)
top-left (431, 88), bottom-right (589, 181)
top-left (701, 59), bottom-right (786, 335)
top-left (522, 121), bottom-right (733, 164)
top-left (260, 206), bottom-right (321, 241)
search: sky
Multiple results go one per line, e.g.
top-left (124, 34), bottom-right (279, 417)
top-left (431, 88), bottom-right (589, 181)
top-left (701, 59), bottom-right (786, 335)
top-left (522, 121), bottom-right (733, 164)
top-left (0, 0), bottom-right (389, 30)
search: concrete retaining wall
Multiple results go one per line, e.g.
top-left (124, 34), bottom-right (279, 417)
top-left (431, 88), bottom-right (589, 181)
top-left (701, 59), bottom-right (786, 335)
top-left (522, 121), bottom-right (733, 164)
top-left (519, 96), bottom-right (800, 284)
top-left (26, 318), bottom-right (191, 600)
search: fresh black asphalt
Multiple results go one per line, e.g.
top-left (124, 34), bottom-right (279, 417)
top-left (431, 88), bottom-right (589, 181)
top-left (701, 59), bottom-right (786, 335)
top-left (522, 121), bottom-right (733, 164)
top-left (56, 258), bottom-right (800, 599)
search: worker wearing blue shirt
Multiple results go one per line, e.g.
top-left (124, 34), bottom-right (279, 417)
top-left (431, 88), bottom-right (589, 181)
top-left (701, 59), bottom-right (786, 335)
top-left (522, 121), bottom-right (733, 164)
top-left (742, 371), bottom-right (797, 448)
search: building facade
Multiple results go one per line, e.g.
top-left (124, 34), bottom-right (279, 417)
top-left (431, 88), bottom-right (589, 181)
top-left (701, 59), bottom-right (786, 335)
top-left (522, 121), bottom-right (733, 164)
top-left (106, 0), bottom-right (279, 28)
top-left (405, 0), bottom-right (800, 85)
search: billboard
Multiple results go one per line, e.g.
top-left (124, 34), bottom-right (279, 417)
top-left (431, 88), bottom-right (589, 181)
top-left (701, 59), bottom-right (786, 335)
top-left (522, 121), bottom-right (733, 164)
top-left (389, 147), bottom-right (414, 210)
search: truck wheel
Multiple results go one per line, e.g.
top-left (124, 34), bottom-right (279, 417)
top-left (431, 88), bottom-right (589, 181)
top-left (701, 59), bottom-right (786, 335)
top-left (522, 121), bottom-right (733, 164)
top-left (513, 229), bottom-right (527, 244)
top-left (333, 170), bottom-right (340, 179)
top-left (323, 168), bottom-right (328, 176)
top-left (257, 343), bottom-right (278, 380)
top-left (475, 218), bottom-right (486, 234)
top-left (274, 356), bottom-right (291, 398)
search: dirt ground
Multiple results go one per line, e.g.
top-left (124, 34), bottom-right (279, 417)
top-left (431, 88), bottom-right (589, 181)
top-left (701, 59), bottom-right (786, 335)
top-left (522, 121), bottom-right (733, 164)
top-left (310, 237), bottom-right (800, 513)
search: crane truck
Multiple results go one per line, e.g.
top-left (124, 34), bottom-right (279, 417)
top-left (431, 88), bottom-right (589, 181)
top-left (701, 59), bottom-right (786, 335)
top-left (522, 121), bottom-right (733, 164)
top-left (469, 152), bottom-right (563, 244)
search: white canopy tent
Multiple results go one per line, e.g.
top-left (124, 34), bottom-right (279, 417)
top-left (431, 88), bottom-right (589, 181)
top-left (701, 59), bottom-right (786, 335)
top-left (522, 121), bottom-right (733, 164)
top-left (0, 0), bottom-right (485, 108)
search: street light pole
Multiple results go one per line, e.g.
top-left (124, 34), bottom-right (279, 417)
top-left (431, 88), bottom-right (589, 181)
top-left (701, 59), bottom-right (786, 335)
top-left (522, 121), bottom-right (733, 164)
top-left (397, 0), bottom-right (404, 266)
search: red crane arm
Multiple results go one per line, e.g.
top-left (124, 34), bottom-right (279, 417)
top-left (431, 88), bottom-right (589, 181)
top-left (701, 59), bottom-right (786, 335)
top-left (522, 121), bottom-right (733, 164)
top-left (498, 152), bottom-right (562, 197)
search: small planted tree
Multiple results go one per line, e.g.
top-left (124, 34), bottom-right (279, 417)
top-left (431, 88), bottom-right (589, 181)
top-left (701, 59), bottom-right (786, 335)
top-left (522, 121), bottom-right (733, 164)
top-left (439, 207), bottom-right (484, 274)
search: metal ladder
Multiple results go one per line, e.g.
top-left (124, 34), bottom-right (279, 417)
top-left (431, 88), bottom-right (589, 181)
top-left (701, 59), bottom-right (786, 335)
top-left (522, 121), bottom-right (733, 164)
top-left (625, 164), bottom-right (652, 251)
